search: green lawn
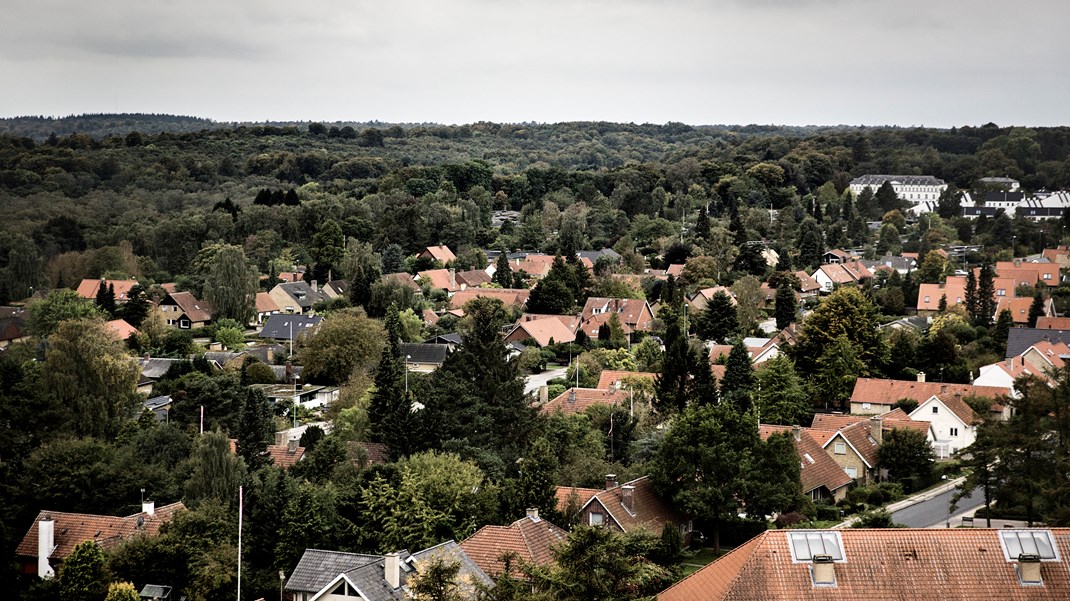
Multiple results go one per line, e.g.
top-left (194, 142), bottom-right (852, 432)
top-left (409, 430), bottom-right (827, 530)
top-left (680, 546), bottom-right (728, 577)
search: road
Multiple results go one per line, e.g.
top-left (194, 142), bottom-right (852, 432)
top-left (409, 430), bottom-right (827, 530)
top-left (525, 367), bottom-right (567, 395)
top-left (892, 485), bottom-right (983, 528)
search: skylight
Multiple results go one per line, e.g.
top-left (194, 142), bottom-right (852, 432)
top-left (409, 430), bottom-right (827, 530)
top-left (788, 531), bottom-right (844, 562)
top-left (999, 530), bottom-right (1059, 562)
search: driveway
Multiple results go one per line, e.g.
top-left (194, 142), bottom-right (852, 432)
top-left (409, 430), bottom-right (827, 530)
top-left (525, 367), bottom-right (567, 395)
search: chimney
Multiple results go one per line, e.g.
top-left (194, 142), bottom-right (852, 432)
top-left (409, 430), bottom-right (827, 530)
top-left (449, 268), bottom-right (457, 291)
top-left (621, 484), bottom-right (635, 514)
top-left (311, 279), bottom-right (318, 292)
top-left (792, 425), bottom-right (802, 442)
top-left (38, 515), bottom-right (55, 579)
top-left (1018, 554), bottom-right (1042, 585)
top-left (288, 438), bottom-right (298, 454)
top-left (568, 388), bottom-right (577, 404)
top-left (870, 417), bottom-right (883, 445)
top-left (917, 371), bottom-right (926, 383)
top-left (811, 555), bottom-right (836, 586)
top-left (940, 384), bottom-right (948, 394)
top-left (142, 501), bottom-right (155, 516)
top-left (1014, 258), bottom-right (1022, 268)
top-left (539, 385), bottom-right (548, 405)
top-left (275, 431), bottom-right (286, 446)
top-left (384, 552), bottom-right (401, 589)
top-left (605, 474), bottom-right (618, 490)
top-left (526, 507), bottom-right (540, 521)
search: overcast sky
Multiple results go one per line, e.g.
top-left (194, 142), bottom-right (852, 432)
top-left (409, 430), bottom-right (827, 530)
top-left (3, 0), bottom-right (1068, 127)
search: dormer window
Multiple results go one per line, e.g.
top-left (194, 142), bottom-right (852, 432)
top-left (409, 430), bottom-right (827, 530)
top-left (787, 531), bottom-right (844, 563)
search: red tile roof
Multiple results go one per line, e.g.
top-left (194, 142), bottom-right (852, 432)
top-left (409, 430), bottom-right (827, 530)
top-left (456, 269), bottom-right (492, 288)
top-left (381, 272), bottom-right (421, 292)
top-left (17, 503), bottom-right (185, 562)
top-left (794, 271), bottom-right (821, 293)
top-left (596, 370), bottom-right (657, 390)
top-left (660, 528), bottom-right (1070, 601)
top-left (418, 268), bottom-right (458, 292)
top-left (584, 476), bottom-right (688, 535)
top-left (162, 291), bottom-right (212, 323)
top-left (540, 387), bottom-right (628, 415)
top-left (580, 297), bottom-right (654, 331)
top-left (420, 245), bottom-right (456, 264)
top-left (759, 426), bottom-right (852, 496)
top-left (508, 317), bottom-right (576, 347)
top-left (255, 292), bottom-right (280, 313)
top-left (932, 393), bottom-right (983, 426)
top-left (75, 278), bottom-right (139, 302)
top-left (554, 487), bottom-right (602, 514)
top-left (460, 514), bottom-right (568, 578)
top-left (449, 289), bottom-right (530, 310)
top-left (850, 378), bottom-right (1009, 408)
top-left (1037, 317), bottom-right (1070, 330)
top-left (104, 319), bottom-right (138, 340)
top-left (266, 443), bottom-right (306, 469)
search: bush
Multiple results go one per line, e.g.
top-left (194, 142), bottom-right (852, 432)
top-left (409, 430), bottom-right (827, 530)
top-left (774, 512), bottom-right (805, 529)
top-left (816, 505), bottom-right (841, 522)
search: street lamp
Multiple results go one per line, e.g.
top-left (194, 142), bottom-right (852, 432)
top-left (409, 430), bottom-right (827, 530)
top-left (279, 570), bottom-right (286, 601)
top-left (942, 475), bottom-right (951, 528)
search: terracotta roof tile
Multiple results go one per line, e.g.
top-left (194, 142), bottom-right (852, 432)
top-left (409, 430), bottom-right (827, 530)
top-left (554, 487), bottom-right (602, 514)
top-left (450, 289), bottom-right (530, 310)
top-left (255, 292), bottom-right (280, 313)
top-left (162, 291), bottom-right (213, 323)
top-left (455, 269), bottom-right (492, 288)
top-left (509, 317), bottom-right (576, 347)
top-left (660, 528), bottom-right (1070, 601)
top-left (540, 387), bottom-right (628, 415)
top-left (420, 245), bottom-right (456, 264)
top-left (580, 297), bottom-right (654, 331)
top-left (586, 476), bottom-right (687, 535)
top-left (759, 426), bottom-right (852, 495)
top-left (17, 503), bottom-right (185, 562)
top-left (381, 272), bottom-right (421, 291)
top-left (76, 278), bottom-right (139, 302)
top-left (933, 393), bottom-right (983, 426)
top-left (460, 514), bottom-right (568, 578)
top-left (596, 370), bottom-right (657, 390)
top-left (850, 378), bottom-right (1009, 408)
top-left (104, 319), bottom-right (138, 340)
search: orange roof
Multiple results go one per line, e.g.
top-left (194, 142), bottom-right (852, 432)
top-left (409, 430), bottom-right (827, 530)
top-left (995, 261), bottom-right (1042, 287)
top-left (850, 378), bottom-right (1009, 407)
top-left (996, 295), bottom-right (1042, 324)
top-left (266, 443), bottom-right (306, 469)
top-left (508, 317), bottom-right (576, 347)
top-left (420, 245), bottom-right (456, 264)
top-left (460, 514), bottom-right (567, 578)
top-left (75, 278), bottom-right (139, 302)
top-left (666, 264), bottom-right (685, 277)
top-left (418, 268), bottom-right (458, 292)
top-left (162, 291), bottom-right (212, 323)
top-left (794, 271), bottom-right (821, 293)
top-left (450, 288), bottom-right (530, 310)
top-left (554, 486), bottom-right (602, 514)
top-left (661, 528), bottom-right (1070, 600)
top-left (580, 297), bottom-right (653, 331)
top-left (255, 292), bottom-right (279, 313)
top-left (17, 503), bottom-right (185, 561)
top-left (932, 393), bottom-right (983, 426)
top-left (540, 387), bottom-right (628, 415)
top-left (578, 311), bottom-right (634, 338)
top-left (104, 319), bottom-right (138, 340)
top-left (917, 277), bottom-right (967, 311)
top-left (584, 476), bottom-right (688, 535)
top-left (456, 269), bottom-right (492, 288)
top-left (759, 426), bottom-right (852, 496)
top-left (1037, 316), bottom-right (1070, 330)
top-left (816, 262), bottom-right (872, 285)
top-left (381, 272), bottom-right (421, 291)
top-left (596, 370), bottom-right (657, 390)
top-left (277, 271), bottom-right (304, 283)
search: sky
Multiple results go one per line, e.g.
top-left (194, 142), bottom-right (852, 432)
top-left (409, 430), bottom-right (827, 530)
top-left (3, 0), bottom-right (1069, 127)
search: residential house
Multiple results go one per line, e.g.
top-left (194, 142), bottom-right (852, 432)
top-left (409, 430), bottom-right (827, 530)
top-left (418, 245), bottom-right (457, 265)
top-left (909, 394), bottom-right (983, 458)
top-left (202, 351), bottom-right (249, 371)
top-left (597, 370), bottom-right (657, 390)
top-left (687, 286), bottom-right (735, 313)
top-left (460, 509), bottom-right (568, 579)
top-left (104, 318), bottom-right (138, 341)
top-left (0, 307), bottom-right (29, 348)
top-left (399, 343), bottom-right (449, 372)
top-left (759, 425), bottom-right (853, 503)
top-left (822, 249), bottom-right (855, 264)
top-left (580, 297), bottom-right (654, 337)
top-left (253, 292), bottom-right (280, 326)
top-left (269, 281), bottom-right (329, 314)
top-left (449, 288), bottom-right (530, 311)
top-left (455, 269), bottom-right (492, 289)
top-left (252, 383), bottom-right (339, 411)
top-left (509, 254), bottom-right (556, 280)
top-left (659, 528), bottom-right (1070, 601)
top-left (322, 280), bottom-right (348, 299)
top-left (879, 315), bottom-right (930, 333)
top-left (137, 357), bottom-right (183, 395)
top-left (848, 376), bottom-right (1009, 416)
top-left (156, 291), bottom-right (212, 329)
top-left (285, 541), bottom-right (490, 601)
top-left (258, 314), bottom-right (323, 341)
top-left (143, 395), bottom-right (172, 422)
top-left (861, 254), bottom-right (916, 276)
top-left (17, 502), bottom-right (185, 578)
top-left (1037, 316), bottom-right (1070, 330)
top-left (75, 278), bottom-right (139, 302)
top-left (229, 437), bottom-right (306, 470)
top-left (380, 272), bottom-right (422, 293)
top-left (794, 271), bottom-right (821, 300)
top-left (811, 261), bottom-right (872, 293)
top-left (1006, 328), bottom-right (1070, 358)
top-left (811, 420), bottom-right (881, 484)
top-left (417, 268), bottom-right (460, 295)
top-left (707, 338), bottom-right (780, 365)
top-left (577, 248), bottom-right (623, 268)
top-left (560, 475), bottom-right (692, 540)
top-left (539, 387), bottom-right (628, 415)
top-left (505, 316), bottom-right (577, 347)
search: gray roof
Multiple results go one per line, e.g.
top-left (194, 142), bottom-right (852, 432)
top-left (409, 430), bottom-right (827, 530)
top-left (276, 281), bottom-right (329, 309)
top-left (576, 248), bottom-right (622, 263)
top-left (286, 549), bottom-right (381, 593)
top-left (270, 364), bottom-right (304, 383)
top-left (139, 584), bottom-right (172, 599)
top-left (400, 343), bottom-right (448, 365)
top-left (879, 316), bottom-right (930, 332)
top-left (851, 174), bottom-right (946, 187)
top-left (245, 343), bottom-right (284, 363)
top-left (341, 559), bottom-right (411, 601)
top-left (202, 351), bottom-right (246, 365)
top-left (139, 358), bottom-right (183, 380)
top-left (259, 315), bottom-right (323, 340)
top-left (409, 540), bottom-right (492, 594)
top-left (426, 333), bottom-right (463, 345)
top-left (1006, 328), bottom-right (1070, 358)
top-left (144, 395), bottom-right (172, 411)
top-left (861, 255), bottom-right (916, 272)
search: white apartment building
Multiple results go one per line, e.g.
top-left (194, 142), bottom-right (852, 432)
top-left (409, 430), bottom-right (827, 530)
top-left (849, 174), bottom-right (948, 205)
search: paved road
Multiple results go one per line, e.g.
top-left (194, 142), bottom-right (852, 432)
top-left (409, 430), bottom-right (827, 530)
top-left (892, 485), bottom-right (983, 528)
top-left (525, 367), bottom-right (567, 395)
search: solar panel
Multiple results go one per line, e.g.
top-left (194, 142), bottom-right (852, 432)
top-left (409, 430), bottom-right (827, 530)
top-left (999, 530), bottom-right (1059, 562)
top-left (788, 531), bottom-right (844, 562)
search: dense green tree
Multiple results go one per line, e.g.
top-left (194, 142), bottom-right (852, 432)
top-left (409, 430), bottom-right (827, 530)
top-left (874, 181), bottom-right (903, 214)
top-left (654, 318), bottom-right (690, 414)
top-left (774, 284), bottom-right (797, 330)
top-left (58, 540), bottom-right (108, 601)
top-left (310, 219), bottom-right (345, 282)
top-left (28, 289), bottom-right (105, 337)
top-left (976, 262), bottom-right (997, 326)
top-left (346, 242), bottom-right (381, 308)
top-left (755, 356), bottom-right (811, 426)
top-left (1028, 290), bottom-right (1045, 327)
top-left (184, 431), bottom-right (246, 506)
top-left (791, 286), bottom-right (885, 376)
top-left (720, 340), bottom-right (754, 412)
top-left (796, 218), bottom-right (824, 270)
top-left (95, 280), bottom-right (117, 317)
top-left (297, 308), bottom-right (385, 384)
top-left (104, 582), bottom-right (140, 601)
top-left (877, 428), bottom-right (935, 490)
top-left (695, 291), bottom-right (737, 342)
top-left (494, 252), bottom-right (514, 287)
top-left (234, 388), bottom-right (274, 471)
top-left (202, 244), bottom-right (257, 325)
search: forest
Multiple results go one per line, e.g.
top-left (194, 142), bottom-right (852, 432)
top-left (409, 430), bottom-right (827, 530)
top-left (4, 115), bottom-right (1070, 600)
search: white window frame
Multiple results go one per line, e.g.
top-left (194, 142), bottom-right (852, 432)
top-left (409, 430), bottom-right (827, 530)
top-left (834, 442), bottom-right (846, 455)
top-left (589, 512), bottom-right (604, 527)
top-left (845, 466), bottom-right (857, 478)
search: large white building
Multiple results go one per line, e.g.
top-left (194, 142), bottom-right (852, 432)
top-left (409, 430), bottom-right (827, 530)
top-left (962, 190), bottom-right (1070, 220)
top-left (849, 174), bottom-right (948, 205)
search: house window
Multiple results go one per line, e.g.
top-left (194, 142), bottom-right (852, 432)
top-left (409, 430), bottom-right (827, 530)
top-left (950, 427), bottom-right (959, 437)
top-left (997, 289), bottom-right (1006, 296)
top-left (845, 466), bottom-right (857, 478)
top-left (834, 442), bottom-right (846, 455)
top-left (862, 403), bottom-right (871, 410)
top-left (932, 406), bottom-right (939, 414)
top-left (924, 296), bottom-right (930, 303)
top-left (1044, 273), bottom-right (1052, 280)
top-left (589, 512), bottom-right (603, 527)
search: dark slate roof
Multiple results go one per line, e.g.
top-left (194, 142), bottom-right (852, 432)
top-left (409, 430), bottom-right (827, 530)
top-left (203, 351), bottom-right (246, 366)
top-left (139, 584), bottom-right (172, 599)
top-left (144, 396), bottom-right (172, 411)
top-left (342, 559), bottom-right (411, 601)
top-left (984, 191), bottom-right (1025, 202)
top-left (400, 343), bottom-right (448, 365)
top-left (576, 248), bottom-right (621, 263)
top-left (285, 549), bottom-right (381, 593)
top-left (426, 333), bottom-right (463, 345)
top-left (276, 281), bottom-right (329, 309)
top-left (1006, 328), bottom-right (1070, 358)
top-left (139, 358), bottom-right (183, 380)
top-left (245, 344), bottom-right (284, 364)
top-left (259, 315), bottom-right (323, 340)
top-left (851, 174), bottom-right (946, 186)
top-left (270, 364), bottom-right (304, 383)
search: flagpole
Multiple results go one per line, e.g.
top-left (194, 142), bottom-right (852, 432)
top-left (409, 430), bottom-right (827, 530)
top-left (237, 485), bottom-right (243, 601)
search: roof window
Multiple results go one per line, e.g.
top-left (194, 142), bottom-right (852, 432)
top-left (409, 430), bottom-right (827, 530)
top-left (999, 530), bottom-right (1058, 562)
top-left (788, 531), bottom-right (844, 563)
